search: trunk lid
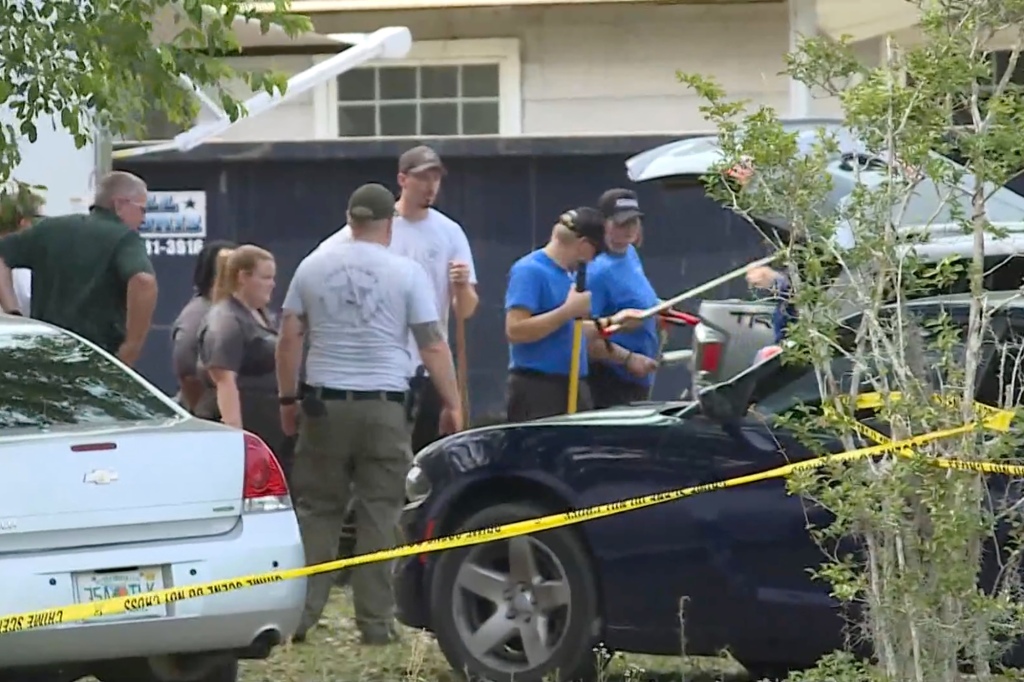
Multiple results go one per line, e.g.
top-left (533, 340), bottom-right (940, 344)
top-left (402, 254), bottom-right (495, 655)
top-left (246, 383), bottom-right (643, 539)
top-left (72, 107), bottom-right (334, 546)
top-left (0, 419), bottom-right (244, 553)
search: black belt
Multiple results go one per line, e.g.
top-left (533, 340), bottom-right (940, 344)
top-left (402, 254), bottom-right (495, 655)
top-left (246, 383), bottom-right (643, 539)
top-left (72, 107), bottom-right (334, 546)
top-left (300, 384), bottom-right (406, 404)
top-left (509, 368), bottom-right (572, 381)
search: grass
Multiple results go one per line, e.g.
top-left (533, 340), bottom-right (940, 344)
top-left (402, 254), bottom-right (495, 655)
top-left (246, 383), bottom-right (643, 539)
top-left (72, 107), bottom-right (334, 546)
top-left (238, 587), bottom-right (748, 682)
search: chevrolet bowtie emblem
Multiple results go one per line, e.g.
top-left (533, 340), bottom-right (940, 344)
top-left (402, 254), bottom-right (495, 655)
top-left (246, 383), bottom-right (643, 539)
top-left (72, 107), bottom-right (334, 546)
top-left (84, 469), bottom-right (119, 485)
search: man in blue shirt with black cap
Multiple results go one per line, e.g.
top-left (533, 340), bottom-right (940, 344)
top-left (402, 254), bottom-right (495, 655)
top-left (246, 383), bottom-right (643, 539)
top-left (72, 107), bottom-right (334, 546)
top-left (504, 207), bottom-right (644, 422)
top-left (587, 189), bottom-right (660, 408)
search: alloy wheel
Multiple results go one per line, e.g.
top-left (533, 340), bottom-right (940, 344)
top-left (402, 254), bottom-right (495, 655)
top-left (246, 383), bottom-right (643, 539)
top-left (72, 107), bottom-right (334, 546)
top-left (451, 536), bottom-right (572, 674)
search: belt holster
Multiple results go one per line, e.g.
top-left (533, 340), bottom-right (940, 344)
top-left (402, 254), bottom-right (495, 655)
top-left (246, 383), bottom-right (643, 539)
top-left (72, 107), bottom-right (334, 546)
top-left (405, 365), bottom-right (427, 423)
top-left (301, 384), bottom-right (328, 418)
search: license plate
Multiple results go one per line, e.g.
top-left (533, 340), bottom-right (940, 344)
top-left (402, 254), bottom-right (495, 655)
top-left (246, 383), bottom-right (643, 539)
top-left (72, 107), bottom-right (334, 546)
top-left (73, 567), bottom-right (166, 620)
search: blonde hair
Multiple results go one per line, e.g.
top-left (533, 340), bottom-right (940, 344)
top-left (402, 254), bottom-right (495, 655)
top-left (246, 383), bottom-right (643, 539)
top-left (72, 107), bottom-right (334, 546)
top-left (212, 245), bottom-right (273, 302)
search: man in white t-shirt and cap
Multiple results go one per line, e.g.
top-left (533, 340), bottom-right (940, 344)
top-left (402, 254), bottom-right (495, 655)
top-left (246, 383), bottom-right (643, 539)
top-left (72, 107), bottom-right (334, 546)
top-left (318, 145), bottom-right (479, 452)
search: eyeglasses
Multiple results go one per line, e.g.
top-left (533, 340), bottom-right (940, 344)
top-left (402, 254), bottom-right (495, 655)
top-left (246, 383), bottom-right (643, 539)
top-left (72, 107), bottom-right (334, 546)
top-left (117, 198), bottom-right (147, 213)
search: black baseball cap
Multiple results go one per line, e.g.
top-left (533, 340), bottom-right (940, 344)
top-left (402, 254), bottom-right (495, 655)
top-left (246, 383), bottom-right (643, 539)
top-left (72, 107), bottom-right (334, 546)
top-left (348, 183), bottom-right (396, 221)
top-left (598, 188), bottom-right (644, 224)
top-left (559, 206), bottom-right (605, 252)
top-left (399, 145), bottom-right (446, 175)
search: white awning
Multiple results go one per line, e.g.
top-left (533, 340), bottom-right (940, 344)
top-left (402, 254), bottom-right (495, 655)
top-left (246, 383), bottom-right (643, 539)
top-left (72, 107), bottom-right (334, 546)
top-left (114, 26), bottom-right (412, 160)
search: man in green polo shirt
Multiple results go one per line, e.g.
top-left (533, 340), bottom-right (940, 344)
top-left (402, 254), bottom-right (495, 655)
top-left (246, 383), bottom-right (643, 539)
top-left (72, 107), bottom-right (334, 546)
top-left (0, 171), bottom-right (158, 367)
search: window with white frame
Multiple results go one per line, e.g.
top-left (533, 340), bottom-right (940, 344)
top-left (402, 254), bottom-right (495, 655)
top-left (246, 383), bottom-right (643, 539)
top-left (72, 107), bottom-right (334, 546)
top-left (322, 38), bottom-right (522, 138)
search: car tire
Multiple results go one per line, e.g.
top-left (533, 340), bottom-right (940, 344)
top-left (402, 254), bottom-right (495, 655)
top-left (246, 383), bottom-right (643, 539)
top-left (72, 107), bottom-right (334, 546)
top-left (95, 657), bottom-right (238, 682)
top-left (429, 502), bottom-right (601, 682)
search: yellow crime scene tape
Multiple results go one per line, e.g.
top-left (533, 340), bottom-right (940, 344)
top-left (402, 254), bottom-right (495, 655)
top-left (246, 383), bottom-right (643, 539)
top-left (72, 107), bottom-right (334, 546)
top-left (0, 395), bottom-right (1020, 635)
top-left (823, 393), bottom-right (1020, 474)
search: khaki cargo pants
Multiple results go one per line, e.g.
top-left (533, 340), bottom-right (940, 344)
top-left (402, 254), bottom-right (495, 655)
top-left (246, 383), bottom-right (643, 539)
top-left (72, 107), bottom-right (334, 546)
top-left (291, 394), bottom-right (411, 638)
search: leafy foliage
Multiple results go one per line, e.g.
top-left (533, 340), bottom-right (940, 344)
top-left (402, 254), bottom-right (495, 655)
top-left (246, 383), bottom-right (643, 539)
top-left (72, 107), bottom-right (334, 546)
top-left (681, 1), bottom-right (1024, 679)
top-left (0, 0), bottom-right (310, 182)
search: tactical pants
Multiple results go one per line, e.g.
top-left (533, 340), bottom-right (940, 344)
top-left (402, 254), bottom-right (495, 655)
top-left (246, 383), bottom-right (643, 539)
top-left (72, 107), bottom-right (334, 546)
top-left (291, 392), bottom-right (410, 638)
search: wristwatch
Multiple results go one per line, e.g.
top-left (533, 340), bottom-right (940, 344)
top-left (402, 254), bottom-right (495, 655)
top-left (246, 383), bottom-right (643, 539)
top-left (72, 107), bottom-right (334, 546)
top-left (278, 396), bottom-right (298, 406)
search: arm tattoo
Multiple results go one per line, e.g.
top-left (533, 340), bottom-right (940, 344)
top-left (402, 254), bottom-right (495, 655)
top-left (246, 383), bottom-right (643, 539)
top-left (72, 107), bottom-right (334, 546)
top-left (411, 321), bottom-right (444, 348)
top-left (281, 310), bottom-right (307, 337)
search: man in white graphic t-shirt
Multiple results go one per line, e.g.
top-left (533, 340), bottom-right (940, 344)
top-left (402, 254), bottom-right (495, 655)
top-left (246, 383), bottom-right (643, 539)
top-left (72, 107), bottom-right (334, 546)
top-left (317, 145), bottom-right (479, 452)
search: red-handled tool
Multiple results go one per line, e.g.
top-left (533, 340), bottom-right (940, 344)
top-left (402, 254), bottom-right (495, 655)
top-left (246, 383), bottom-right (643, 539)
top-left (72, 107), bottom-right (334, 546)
top-left (598, 253), bottom-right (780, 337)
top-left (599, 309), bottom-right (700, 338)
top-left (659, 310), bottom-right (700, 326)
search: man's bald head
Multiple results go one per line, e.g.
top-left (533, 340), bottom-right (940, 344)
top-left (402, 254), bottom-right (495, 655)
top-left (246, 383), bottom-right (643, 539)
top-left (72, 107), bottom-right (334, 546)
top-left (94, 171), bottom-right (148, 230)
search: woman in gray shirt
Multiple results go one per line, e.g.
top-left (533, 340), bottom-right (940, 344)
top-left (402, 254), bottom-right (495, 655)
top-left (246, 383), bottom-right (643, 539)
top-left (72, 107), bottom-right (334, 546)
top-left (171, 239), bottom-right (235, 412)
top-left (195, 244), bottom-right (288, 474)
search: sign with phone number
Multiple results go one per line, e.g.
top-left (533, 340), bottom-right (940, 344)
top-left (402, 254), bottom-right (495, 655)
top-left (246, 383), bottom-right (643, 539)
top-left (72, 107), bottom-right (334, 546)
top-left (145, 238), bottom-right (205, 257)
top-left (140, 190), bottom-right (208, 258)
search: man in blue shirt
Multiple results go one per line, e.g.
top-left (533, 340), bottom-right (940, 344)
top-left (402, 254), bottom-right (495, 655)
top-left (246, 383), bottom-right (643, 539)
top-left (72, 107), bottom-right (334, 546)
top-left (505, 207), bottom-right (644, 422)
top-left (587, 189), bottom-right (660, 407)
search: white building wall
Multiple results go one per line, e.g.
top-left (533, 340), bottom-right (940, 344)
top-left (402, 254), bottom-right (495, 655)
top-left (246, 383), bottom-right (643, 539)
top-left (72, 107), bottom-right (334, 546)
top-left (217, 54), bottom-right (320, 142)
top-left (213, 3), bottom-right (881, 141)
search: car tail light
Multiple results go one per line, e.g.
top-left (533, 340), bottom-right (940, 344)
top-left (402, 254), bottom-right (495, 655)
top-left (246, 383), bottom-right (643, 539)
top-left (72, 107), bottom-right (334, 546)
top-left (698, 341), bottom-right (723, 374)
top-left (242, 431), bottom-right (291, 513)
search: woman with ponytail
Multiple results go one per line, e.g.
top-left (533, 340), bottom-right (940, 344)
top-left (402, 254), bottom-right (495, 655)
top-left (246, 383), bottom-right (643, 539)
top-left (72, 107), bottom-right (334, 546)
top-left (195, 244), bottom-right (290, 475)
top-left (171, 240), bottom-right (236, 411)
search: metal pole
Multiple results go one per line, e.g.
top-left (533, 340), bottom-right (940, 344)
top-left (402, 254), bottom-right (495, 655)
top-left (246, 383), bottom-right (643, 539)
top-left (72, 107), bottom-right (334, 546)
top-left (601, 253), bottom-right (781, 337)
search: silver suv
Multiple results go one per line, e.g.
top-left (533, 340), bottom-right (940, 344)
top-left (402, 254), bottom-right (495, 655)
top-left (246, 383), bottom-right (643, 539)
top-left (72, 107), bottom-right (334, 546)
top-left (627, 119), bottom-right (1024, 395)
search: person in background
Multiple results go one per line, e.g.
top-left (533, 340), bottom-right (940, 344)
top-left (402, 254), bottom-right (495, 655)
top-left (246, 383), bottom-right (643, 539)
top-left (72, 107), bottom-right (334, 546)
top-left (587, 189), bottom-right (660, 407)
top-left (746, 264), bottom-right (796, 344)
top-left (276, 183), bottom-right (462, 646)
top-left (171, 240), bottom-right (236, 412)
top-left (195, 244), bottom-right (290, 475)
top-left (0, 181), bottom-right (45, 315)
top-left (0, 171), bottom-right (157, 366)
top-left (318, 145), bottom-right (478, 453)
top-left (504, 207), bottom-right (644, 422)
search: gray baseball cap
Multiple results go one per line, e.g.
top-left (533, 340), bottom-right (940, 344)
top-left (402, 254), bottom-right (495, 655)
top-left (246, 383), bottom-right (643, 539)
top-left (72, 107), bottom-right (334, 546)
top-left (347, 183), bottom-right (396, 221)
top-left (399, 145), bottom-right (446, 175)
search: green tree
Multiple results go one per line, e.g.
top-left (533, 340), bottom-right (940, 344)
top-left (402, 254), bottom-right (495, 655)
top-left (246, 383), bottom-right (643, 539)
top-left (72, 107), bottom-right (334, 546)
top-left (0, 0), bottom-right (310, 181)
top-left (681, 1), bottom-right (1024, 679)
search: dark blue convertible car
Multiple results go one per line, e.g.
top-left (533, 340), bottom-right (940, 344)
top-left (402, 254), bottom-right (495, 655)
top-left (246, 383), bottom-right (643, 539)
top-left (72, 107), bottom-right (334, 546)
top-left (395, 293), bottom-right (1024, 682)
